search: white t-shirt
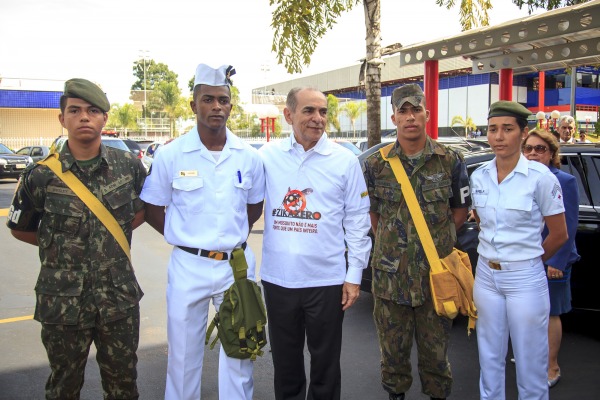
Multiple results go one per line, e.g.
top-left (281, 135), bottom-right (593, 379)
top-left (140, 127), bottom-right (265, 251)
top-left (259, 133), bottom-right (371, 288)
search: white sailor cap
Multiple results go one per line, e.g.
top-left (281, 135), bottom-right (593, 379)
top-left (193, 64), bottom-right (236, 89)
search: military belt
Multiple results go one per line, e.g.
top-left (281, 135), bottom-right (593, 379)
top-left (177, 242), bottom-right (247, 261)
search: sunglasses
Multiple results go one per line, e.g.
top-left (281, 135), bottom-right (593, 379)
top-left (523, 144), bottom-right (548, 154)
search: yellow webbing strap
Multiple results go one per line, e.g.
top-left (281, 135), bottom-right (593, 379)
top-left (38, 154), bottom-right (132, 263)
top-left (379, 144), bottom-right (443, 274)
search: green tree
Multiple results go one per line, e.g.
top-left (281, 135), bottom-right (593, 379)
top-left (341, 100), bottom-right (367, 138)
top-left (451, 115), bottom-right (477, 138)
top-left (512, 0), bottom-right (587, 13)
top-left (271, 0), bottom-right (546, 149)
top-left (107, 103), bottom-right (139, 137)
top-left (149, 81), bottom-right (186, 137)
top-left (131, 59), bottom-right (178, 91)
top-left (327, 94), bottom-right (341, 133)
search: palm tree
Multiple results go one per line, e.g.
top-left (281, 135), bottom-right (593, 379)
top-left (341, 101), bottom-right (367, 138)
top-left (327, 94), bottom-right (341, 134)
top-left (451, 115), bottom-right (477, 138)
top-left (150, 81), bottom-right (182, 137)
top-left (107, 103), bottom-right (139, 137)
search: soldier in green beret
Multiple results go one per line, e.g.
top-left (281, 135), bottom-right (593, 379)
top-left (6, 78), bottom-right (146, 399)
top-left (364, 83), bottom-right (472, 400)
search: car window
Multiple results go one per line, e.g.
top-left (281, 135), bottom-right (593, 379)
top-left (16, 147), bottom-right (30, 155)
top-left (0, 143), bottom-right (14, 154)
top-left (586, 155), bottom-right (600, 208)
top-left (560, 155), bottom-right (591, 207)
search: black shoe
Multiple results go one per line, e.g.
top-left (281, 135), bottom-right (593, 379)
top-left (389, 394), bottom-right (405, 400)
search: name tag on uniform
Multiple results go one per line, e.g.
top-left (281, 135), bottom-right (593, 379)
top-left (179, 170), bottom-right (198, 177)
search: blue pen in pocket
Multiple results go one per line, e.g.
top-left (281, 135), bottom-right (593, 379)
top-left (237, 170), bottom-right (242, 183)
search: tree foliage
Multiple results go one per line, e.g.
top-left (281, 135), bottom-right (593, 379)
top-left (107, 103), bottom-right (139, 136)
top-left (149, 81), bottom-right (186, 136)
top-left (270, 0), bottom-right (357, 74)
top-left (131, 59), bottom-right (179, 91)
top-left (342, 100), bottom-right (367, 137)
top-left (327, 94), bottom-right (341, 133)
top-left (451, 115), bottom-right (477, 138)
top-left (511, 0), bottom-right (587, 13)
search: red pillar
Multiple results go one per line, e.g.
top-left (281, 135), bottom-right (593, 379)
top-left (499, 69), bottom-right (513, 101)
top-left (424, 60), bottom-right (439, 139)
top-left (538, 71), bottom-right (545, 110)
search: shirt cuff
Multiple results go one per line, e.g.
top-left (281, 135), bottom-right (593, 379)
top-left (345, 266), bottom-right (364, 285)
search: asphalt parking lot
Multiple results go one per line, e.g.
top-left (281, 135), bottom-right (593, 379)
top-left (1, 178), bottom-right (599, 399)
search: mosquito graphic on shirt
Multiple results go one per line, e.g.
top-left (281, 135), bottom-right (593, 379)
top-left (282, 187), bottom-right (313, 215)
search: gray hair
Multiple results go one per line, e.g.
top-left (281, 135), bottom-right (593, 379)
top-left (286, 87), bottom-right (322, 112)
top-left (558, 115), bottom-right (575, 126)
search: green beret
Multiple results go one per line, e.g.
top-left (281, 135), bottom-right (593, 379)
top-left (392, 83), bottom-right (424, 107)
top-left (488, 101), bottom-right (531, 120)
top-left (63, 78), bottom-right (110, 112)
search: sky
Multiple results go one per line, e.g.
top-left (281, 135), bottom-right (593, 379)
top-left (0, 0), bottom-right (542, 105)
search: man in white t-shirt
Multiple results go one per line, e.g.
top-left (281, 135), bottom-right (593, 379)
top-left (259, 87), bottom-right (371, 400)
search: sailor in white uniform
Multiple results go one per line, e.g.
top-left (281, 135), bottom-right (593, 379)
top-left (141, 63), bottom-right (265, 400)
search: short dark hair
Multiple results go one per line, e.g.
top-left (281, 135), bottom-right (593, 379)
top-left (59, 95), bottom-right (108, 115)
top-left (192, 84), bottom-right (231, 102)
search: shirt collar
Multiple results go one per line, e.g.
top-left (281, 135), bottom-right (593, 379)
top-left (485, 153), bottom-right (530, 176)
top-left (388, 135), bottom-right (447, 159)
top-left (58, 140), bottom-right (108, 172)
top-left (181, 126), bottom-right (243, 153)
top-left (285, 132), bottom-right (331, 155)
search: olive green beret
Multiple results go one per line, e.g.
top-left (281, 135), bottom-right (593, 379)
top-left (488, 100), bottom-right (531, 120)
top-left (63, 78), bottom-right (110, 112)
top-left (391, 83), bottom-right (424, 107)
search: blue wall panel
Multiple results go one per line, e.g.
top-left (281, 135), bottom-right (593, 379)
top-left (0, 90), bottom-right (61, 109)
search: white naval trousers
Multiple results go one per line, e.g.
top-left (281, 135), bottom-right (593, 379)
top-left (164, 246), bottom-right (256, 400)
top-left (474, 256), bottom-right (550, 400)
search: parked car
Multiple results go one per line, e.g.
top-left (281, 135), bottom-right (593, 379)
top-left (333, 140), bottom-right (361, 156)
top-left (50, 136), bottom-right (132, 154)
top-left (0, 143), bottom-right (34, 180)
top-left (141, 141), bottom-right (164, 172)
top-left (16, 145), bottom-right (50, 162)
top-left (359, 142), bottom-right (600, 312)
top-left (122, 139), bottom-right (144, 159)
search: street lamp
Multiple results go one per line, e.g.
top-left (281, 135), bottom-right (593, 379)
top-left (551, 110), bottom-right (561, 130)
top-left (536, 111), bottom-right (546, 129)
top-left (139, 50), bottom-right (149, 137)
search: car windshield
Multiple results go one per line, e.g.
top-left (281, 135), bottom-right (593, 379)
top-left (0, 143), bottom-right (14, 154)
top-left (336, 141), bottom-right (361, 156)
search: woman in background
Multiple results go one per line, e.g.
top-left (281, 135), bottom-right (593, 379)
top-left (522, 129), bottom-right (580, 388)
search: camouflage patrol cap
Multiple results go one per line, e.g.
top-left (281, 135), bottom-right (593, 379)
top-left (488, 100), bottom-right (531, 120)
top-left (63, 78), bottom-right (110, 112)
top-left (391, 83), bottom-right (424, 107)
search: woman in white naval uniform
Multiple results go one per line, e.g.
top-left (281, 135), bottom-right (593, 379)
top-left (470, 101), bottom-right (568, 400)
top-left (141, 64), bottom-right (265, 400)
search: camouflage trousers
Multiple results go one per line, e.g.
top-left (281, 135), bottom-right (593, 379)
top-left (40, 307), bottom-right (140, 400)
top-left (373, 296), bottom-right (452, 398)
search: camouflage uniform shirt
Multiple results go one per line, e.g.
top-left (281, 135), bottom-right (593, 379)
top-left (6, 143), bottom-right (146, 327)
top-left (364, 137), bottom-right (471, 306)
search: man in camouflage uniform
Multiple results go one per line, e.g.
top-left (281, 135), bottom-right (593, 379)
top-left (6, 78), bottom-right (146, 400)
top-left (364, 84), bottom-right (471, 400)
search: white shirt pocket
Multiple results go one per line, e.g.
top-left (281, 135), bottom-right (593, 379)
top-left (172, 176), bottom-right (204, 214)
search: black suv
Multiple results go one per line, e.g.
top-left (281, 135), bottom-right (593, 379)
top-left (359, 142), bottom-right (600, 312)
